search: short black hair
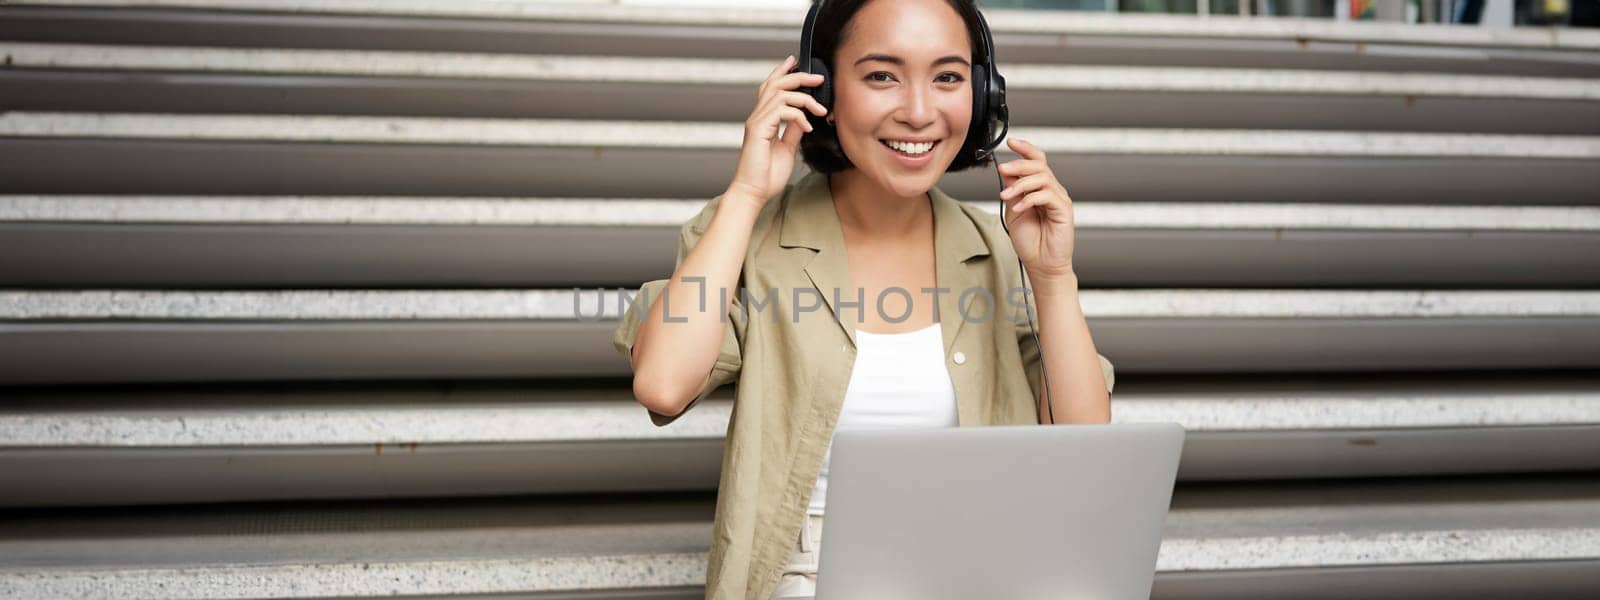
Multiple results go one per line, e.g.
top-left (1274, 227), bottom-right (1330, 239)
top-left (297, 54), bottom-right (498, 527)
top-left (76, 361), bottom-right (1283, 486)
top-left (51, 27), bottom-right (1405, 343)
top-left (799, 0), bottom-right (995, 175)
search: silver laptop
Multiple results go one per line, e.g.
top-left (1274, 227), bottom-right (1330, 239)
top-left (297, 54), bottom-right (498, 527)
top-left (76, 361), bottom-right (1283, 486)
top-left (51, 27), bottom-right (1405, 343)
top-left (814, 422), bottom-right (1185, 600)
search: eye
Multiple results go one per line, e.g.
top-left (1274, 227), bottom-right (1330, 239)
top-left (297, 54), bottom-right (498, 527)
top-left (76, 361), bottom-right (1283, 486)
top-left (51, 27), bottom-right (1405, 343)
top-left (937, 72), bottom-right (965, 84)
top-left (866, 71), bottom-right (896, 83)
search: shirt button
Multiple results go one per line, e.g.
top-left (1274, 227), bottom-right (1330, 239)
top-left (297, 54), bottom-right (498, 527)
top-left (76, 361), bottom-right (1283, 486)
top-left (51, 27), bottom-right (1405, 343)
top-left (953, 351), bottom-right (966, 365)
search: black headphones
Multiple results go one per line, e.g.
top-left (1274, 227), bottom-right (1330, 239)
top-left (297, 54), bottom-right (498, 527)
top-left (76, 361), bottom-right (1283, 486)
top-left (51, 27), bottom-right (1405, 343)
top-left (796, 0), bottom-right (1010, 164)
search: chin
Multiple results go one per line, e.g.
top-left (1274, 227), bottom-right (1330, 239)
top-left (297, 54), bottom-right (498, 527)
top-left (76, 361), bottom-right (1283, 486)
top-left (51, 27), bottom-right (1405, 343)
top-left (889, 177), bottom-right (934, 198)
top-left (884, 168), bottom-right (941, 198)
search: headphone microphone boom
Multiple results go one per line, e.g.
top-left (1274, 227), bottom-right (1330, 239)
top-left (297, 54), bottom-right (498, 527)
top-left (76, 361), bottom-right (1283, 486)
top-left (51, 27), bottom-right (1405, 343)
top-left (794, 1), bottom-right (1056, 424)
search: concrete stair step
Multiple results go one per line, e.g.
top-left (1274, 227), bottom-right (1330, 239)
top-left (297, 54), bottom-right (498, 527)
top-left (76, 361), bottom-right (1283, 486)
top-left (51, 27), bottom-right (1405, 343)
top-left (2, 2), bottom-right (1596, 596)
top-left (0, 474), bottom-right (1596, 598)
top-left (3, 113), bottom-right (1597, 203)
top-left (0, 373), bottom-right (1597, 507)
top-left (5, 43), bottom-right (1597, 133)
top-left (0, 289), bottom-right (1597, 384)
top-left (4, 2), bottom-right (1598, 76)
top-left (4, 197), bottom-right (1598, 287)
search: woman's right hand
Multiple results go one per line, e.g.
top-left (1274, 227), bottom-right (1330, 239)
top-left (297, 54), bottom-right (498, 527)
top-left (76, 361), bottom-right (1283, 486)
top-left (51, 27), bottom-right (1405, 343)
top-left (726, 54), bottom-right (829, 206)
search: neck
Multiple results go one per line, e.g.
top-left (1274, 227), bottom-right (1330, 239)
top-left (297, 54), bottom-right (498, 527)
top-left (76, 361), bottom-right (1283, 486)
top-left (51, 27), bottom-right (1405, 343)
top-left (828, 169), bottom-right (932, 239)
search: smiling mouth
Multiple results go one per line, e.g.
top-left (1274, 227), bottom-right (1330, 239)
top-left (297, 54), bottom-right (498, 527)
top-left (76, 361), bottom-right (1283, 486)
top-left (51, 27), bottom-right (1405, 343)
top-left (879, 139), bottom-right (940, 158)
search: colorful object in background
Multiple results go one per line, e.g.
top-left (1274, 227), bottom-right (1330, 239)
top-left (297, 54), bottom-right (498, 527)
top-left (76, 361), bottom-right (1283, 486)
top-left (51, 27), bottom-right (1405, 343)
top-left (1351, 0), bottom-right (1376, 19)
top-left (1532, 0), bottom-right (1572, 24)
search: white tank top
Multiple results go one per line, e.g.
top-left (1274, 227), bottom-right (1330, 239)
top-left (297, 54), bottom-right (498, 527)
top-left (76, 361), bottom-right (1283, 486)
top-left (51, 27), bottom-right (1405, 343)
top-left (807, 321), bottom-right (959, 516)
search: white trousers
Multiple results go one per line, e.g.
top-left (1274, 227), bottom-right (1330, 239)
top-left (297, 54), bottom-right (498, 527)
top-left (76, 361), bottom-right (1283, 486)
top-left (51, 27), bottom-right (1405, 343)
top-left (769, 513), bottom-right (825, 599)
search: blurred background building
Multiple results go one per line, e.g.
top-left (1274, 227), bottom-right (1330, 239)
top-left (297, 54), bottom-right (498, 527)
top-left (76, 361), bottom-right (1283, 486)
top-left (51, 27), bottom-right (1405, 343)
top-left (0, 0), bottom-right (1598, 598)
top-left (799, 0), bottom-right (1600, 26)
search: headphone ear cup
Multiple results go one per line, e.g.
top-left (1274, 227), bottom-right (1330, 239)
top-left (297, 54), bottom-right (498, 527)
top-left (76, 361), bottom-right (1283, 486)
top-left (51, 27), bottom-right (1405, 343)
top-left (966, 62), bottom-right (990, 161)
top-left (814, 59), bottom-right (834, 111)
top-left (988, 69), bottom-right (1008, 139)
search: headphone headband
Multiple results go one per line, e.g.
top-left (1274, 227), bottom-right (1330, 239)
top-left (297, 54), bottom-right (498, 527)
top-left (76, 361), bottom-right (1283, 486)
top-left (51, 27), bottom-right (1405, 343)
top-left (799, 1), bottom-right (822, 78)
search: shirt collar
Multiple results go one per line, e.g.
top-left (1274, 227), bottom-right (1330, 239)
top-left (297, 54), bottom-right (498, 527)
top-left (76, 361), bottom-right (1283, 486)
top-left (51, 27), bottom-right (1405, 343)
top-left (776, 170), bottom-right (994, 355)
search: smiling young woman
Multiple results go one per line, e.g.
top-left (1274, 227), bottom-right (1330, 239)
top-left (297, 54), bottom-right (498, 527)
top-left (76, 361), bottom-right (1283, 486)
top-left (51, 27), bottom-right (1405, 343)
top-left (614, 1), bottom-right (1116, 598)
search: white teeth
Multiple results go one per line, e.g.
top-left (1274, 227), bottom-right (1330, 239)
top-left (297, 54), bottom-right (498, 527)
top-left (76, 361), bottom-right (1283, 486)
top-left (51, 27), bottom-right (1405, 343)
top-left (884, 140), bottom-right (934, 155)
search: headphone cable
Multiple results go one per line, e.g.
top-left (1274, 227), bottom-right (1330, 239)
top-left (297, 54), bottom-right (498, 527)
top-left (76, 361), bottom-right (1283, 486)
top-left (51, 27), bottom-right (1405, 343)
top-left (993, 155), bottom-right (1055, 426)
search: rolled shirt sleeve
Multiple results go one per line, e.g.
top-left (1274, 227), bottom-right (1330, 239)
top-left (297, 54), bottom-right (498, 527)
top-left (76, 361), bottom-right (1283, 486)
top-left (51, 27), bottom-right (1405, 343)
top-left (612, 197), bottom-right (746, 427)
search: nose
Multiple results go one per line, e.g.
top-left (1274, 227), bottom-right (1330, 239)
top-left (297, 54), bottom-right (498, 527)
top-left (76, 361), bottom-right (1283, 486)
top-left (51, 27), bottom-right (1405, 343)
top-left (897, 82), bottom-right (937, 130)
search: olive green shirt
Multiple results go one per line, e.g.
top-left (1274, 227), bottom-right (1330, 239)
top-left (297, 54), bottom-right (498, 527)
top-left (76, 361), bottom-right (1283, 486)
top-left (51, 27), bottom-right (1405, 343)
top-left (612, 170), bottom-right (1115, 600)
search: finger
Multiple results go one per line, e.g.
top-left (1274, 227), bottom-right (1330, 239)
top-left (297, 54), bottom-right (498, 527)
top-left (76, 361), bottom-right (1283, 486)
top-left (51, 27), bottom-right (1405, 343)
top-left (755, 102), bottom-right (812, 128)
top-left (767, 70), bottom-right (826, 97)
top-left (1005, 136), bottom-right (1046, 161)
top-left (775, 106), bottom-right (813, 134)
top-left (1000, 173), bottom-right (1050, 200)
top-left (777, 102), bottom-right (809, 145)
top-left (769, 90), bottom-right (828, 118)
top-left (750, 97), bottom-right (819, 138)
top-left (752, 105), bottom-right (811, 141)
top-left (1005, 195), bottom-right (1045, 230)
top-left (998, 160), bottom-right (1039, 188)
top-left (1012, 189), bottom-right (1063, 218)
top-left (770, 55), bottom-right (796, 80)
top-left (997, 159), bottom-right (1043, 179)
top-left (779, 111), bottom-right (805, 149)
top-left (1001, 185), bottom-right (1039, 223)
top-left (760, 55), bottom-right (796, 98)
top-left (1003, 195), bottom-right (1037, 229)
top-left (777, 113), bottom-right (800, 148)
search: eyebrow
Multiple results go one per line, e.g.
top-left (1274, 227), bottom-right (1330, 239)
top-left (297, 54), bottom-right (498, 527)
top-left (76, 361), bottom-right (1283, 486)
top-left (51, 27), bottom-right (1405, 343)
top-left (852, 53), bottom-right (971, 68)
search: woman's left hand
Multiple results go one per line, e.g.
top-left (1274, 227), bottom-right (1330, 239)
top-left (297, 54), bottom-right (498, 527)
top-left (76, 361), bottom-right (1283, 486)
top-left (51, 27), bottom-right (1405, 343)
top-left (998, 137), bottom-right (1077, 281)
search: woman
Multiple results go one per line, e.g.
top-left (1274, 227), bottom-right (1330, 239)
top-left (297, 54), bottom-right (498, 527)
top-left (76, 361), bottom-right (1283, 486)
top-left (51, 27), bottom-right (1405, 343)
top-left (613, 1), bottom-right (1115, 598)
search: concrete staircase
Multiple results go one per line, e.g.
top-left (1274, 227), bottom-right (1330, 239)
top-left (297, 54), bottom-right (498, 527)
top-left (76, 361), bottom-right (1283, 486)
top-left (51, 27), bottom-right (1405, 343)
top-left (2, 1), bottom-right (1599, 598)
